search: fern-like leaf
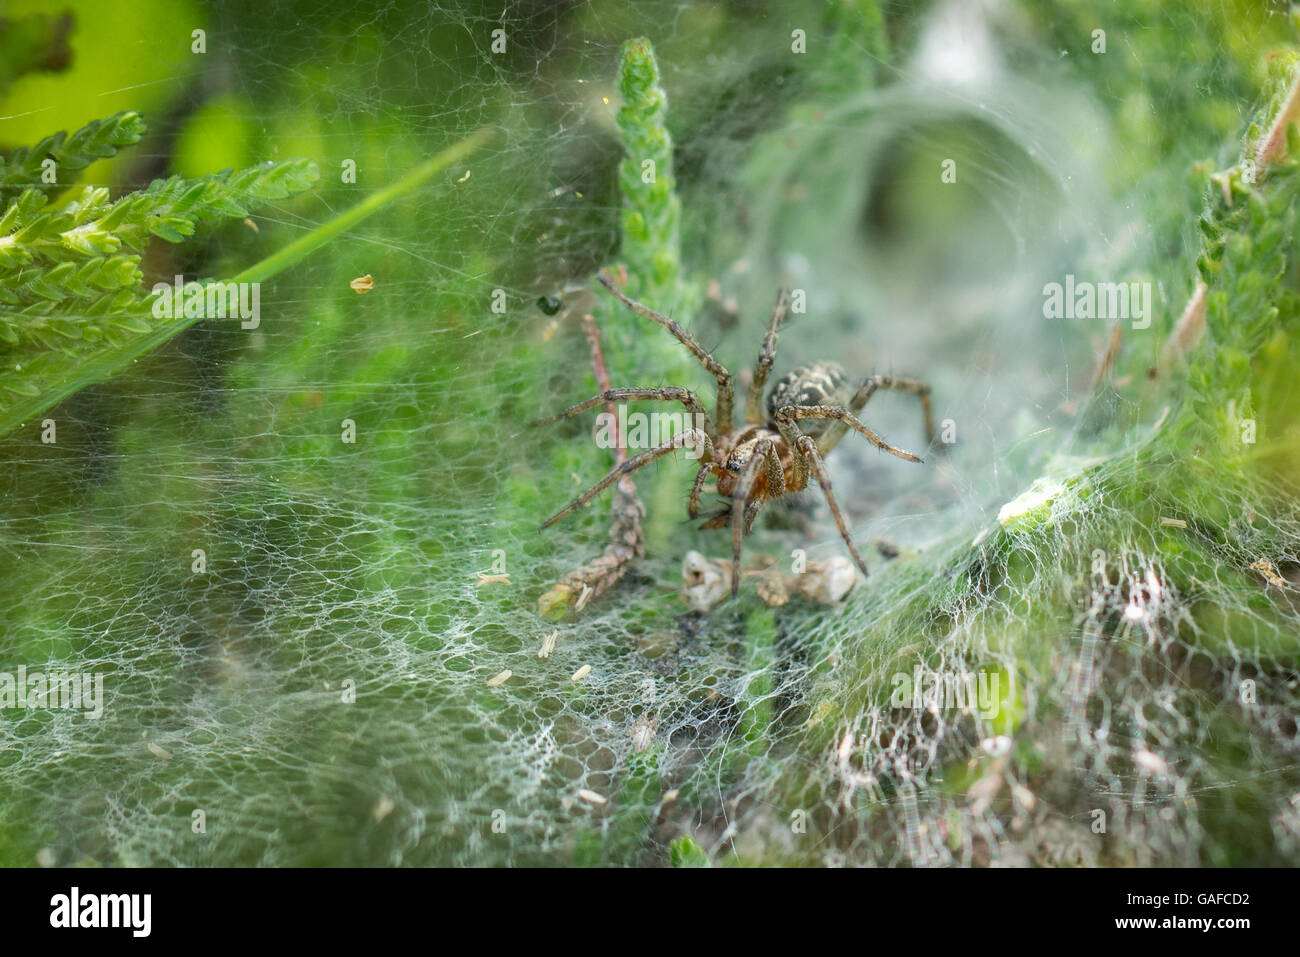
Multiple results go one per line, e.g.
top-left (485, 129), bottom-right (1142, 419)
top-left (0, 111), bottom-right (147, 203)
top-left (0, 116), bottom-right (488, 437)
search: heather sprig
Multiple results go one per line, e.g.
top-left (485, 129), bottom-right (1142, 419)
top-left (0, 110), bottom-right (147, 202)
top-left (0, 155), bottom-right (317, 358)
top-left (0, 117), bottom-right (490, 436)
top-left (0, 112), bottom-right (319, 429)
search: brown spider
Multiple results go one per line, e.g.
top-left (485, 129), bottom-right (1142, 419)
top-left (537, 271), bottom-right (936, 599)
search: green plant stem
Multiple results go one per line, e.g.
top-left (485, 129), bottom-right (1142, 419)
top-left (232, 127), bottom-right (491, 283)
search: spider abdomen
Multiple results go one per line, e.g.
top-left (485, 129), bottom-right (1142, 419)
top-left (765, 361), bottom-right (849, 435)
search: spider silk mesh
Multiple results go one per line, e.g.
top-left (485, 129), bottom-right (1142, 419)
top-left (1, 0), bottom-right (1299, 867)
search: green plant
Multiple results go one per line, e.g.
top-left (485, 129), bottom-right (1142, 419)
top-left (3, 0), bottom-right (1299, 870)
top-left (0, 111), bottom-right (317, 431)
top-left (0, 112), bottom-right (492, 438)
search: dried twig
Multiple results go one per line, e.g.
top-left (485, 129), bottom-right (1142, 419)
top-left (537, 311), bottom-right (647, 620)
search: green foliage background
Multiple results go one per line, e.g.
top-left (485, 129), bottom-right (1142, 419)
top-left (1, 0), bottom-right (1299, 866)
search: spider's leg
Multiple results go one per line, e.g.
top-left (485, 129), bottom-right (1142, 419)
top-left (729, 458), bottom-right (763, 599)
top-left (773, 419), bottom-right (810, 489)
top-left (597, 272), bottom-right (736, 431)
top-left (793, 435), bottom-right (870, 579)
top-left (744, 289), bottom-right (789, 424)
top-left (541, 429), bottom-right (714, 529)
top-left (777, 405), bottom-right (922, 463)
top-left (727, 439), bottom-right (784, 598)
top-left (818, 374), bottom-right (935, 456)
top-left (688, 460), bottom-right (718, 519)
top-left (531, 386), bottom-right (715, 440)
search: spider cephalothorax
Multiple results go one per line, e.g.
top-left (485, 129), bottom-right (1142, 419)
top-left (537, 271), bottom-right (935, 599)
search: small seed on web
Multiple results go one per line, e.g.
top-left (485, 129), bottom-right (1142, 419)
top-left (837, 730), bottom-right (855, 765)
top-left (487, 669), bottom-right (512, 688)
top-left (147, 742), bottom-right (172, 761)
top-left (631, 716), bottom-right (657, 751)
top-left (571, 664), bottom-right (591, 683)
top-left (1134, 748), bottom-right (1168, 775)
top-left (538, 630), bottom-right (558, 658)
top-left (1159, 517), bottom-right (1187, 529)
top-left (372, 796), bottom-right (396, 822)
top-left (476, 572), bottom-right (511, 586)
top-left (577, 788), bottom-right (607, 805)
top-left (349, 274), bottom-right (374, 293)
